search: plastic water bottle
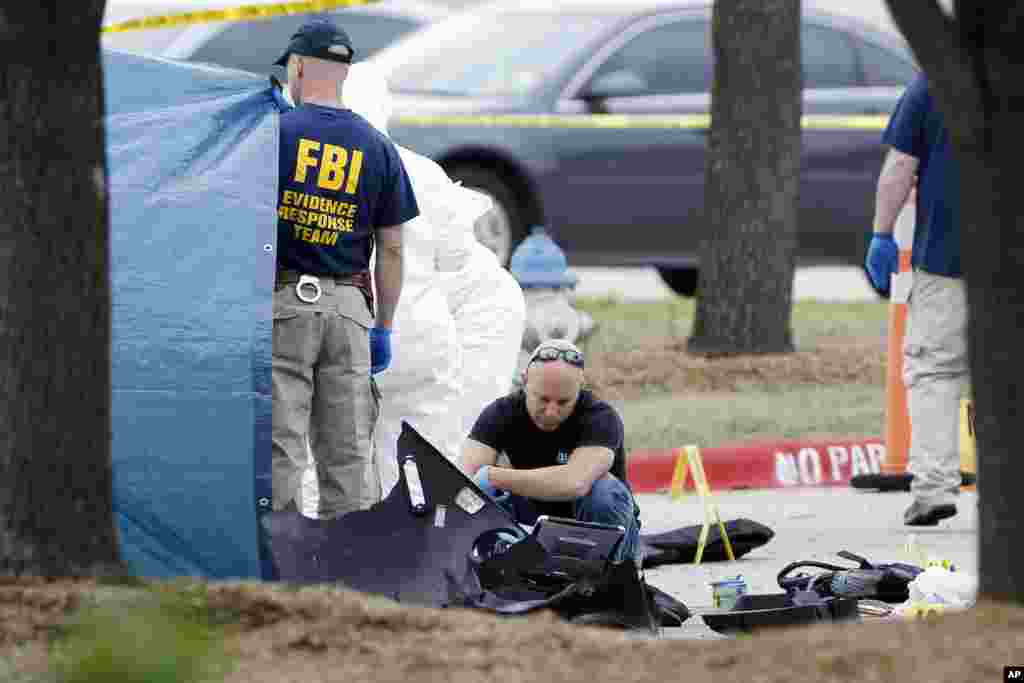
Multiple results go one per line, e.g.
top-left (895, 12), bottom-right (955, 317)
top-left (710, 576), bottom-right (747, 610)
top-left (403, 456), bottom-right (428, 516)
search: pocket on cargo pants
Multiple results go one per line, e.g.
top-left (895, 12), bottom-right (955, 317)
top-left (271, 305), bottom-right (320, 511)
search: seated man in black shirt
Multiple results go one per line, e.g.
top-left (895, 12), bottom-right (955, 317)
top-left (459, 338), bottom-right (640, 563)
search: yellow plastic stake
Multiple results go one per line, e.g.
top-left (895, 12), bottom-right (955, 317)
top-left (960, 397), bottom-right (977, 479)
top-left (669, 448), bottom-right (690, 501)
top-left (685, 445), bottom-right (735, 564)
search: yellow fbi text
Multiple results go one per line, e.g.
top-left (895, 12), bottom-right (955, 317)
top-left (294, 138), bottom-right (364, 193)
top-left (278, 190), bottom-right (359, 246)
top-left (281, 138), bottom-right (364, 246)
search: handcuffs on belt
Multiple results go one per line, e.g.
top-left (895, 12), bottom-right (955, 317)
top-left (295, 274), bottom-right (323, 304)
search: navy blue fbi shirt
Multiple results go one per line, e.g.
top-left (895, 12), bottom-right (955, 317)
top-left (468, 389), bottom-right (636, 520)
top-left (882, 74), bottom-right (962, 277)
top-left (277, 104), bottom-right (419, 276)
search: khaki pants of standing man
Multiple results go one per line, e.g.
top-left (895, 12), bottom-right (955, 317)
top-left (903, 269), bottom-right (969, 507)
top-left (272, 278), bottom-right (380, 519)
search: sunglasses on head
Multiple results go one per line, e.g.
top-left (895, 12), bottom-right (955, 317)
top-left (530, 346), bottom-right (584, 369)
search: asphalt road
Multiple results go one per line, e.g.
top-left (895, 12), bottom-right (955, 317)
top-left (571, 266), bottom-right (879, 303)
top-left (635, 486), bottom-right (978, 639)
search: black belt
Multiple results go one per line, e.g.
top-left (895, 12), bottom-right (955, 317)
top-left (275, 269), bottom-right (374, 313)
top-left (275, 269), bottom-right (368, 287)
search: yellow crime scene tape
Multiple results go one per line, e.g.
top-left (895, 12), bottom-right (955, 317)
top-left (102, 0), bottom-right (377, 34)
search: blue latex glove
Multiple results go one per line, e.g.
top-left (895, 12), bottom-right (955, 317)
top-left (865, 233), bottom-right (898, 294)
top-left (269, 76), bottom-right (294, 112)
top-left (473, 465), bottom-right (509, 503)
top-left (369, 327), bottom-right (392, 375)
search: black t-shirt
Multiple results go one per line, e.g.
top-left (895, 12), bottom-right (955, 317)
top-left (468, 390), bottom-right (633, 520)
top-left (277, 104), bottom-right (419, 276)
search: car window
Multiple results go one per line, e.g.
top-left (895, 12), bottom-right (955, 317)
top-left (802, 24), bottom-right (860, 89)
top-left (585, 19), bottom-right (711, 96)
top-left (383, 12), bottom-right (618, 96)
top-left (858, 39), bottom-right (918, 87)
top-left (188, 12), bottom-right (422, 75)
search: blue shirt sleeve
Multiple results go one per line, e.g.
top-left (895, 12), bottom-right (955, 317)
top-left (374, 142), bottom-right (420, 228)
top-left (577, 403), bottom-right (624, 452)
top-left (467, 397), bottom-right (509, 452)
top-left (882, 74), bottom-right (930, 159)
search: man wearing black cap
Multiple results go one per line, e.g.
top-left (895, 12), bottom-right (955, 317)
top-left (459, 339), bottom-right (641, 563)
top-left (271, 18), bottom-right (420, 520)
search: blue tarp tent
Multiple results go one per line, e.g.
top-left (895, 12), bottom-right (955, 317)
top-left (104, 49), bottom-right (279, 580)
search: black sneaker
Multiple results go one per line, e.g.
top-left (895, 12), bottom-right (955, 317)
top-left (903, 501), bottom-right (958, 526)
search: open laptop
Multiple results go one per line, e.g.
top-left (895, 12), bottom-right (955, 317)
top-left (528, 515), bottom-right (626, 579)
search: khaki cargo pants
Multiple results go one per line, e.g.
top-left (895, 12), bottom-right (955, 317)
top-left (903, 269), bottom-right (968, 506)
top-left (272, 277), bottom-right (381, 518)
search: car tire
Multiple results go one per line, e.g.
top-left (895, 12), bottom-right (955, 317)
top-left (657, 267), bottom-right (699, 298)
top-left (446, 165), bottom-right (527, 267)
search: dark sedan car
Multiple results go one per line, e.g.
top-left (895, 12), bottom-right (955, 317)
top-left (371, 0), bottom-right (917, 294)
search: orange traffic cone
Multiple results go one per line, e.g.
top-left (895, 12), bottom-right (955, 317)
top-left (883, 196), bottom-right (915, 475)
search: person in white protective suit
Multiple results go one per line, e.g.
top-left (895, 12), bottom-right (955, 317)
top-left (435, 194), bottom-right (527, 441)
top-left (322, 62), bottom-right (525, 499)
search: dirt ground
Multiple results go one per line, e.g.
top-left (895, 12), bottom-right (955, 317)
top-left (2, 578), bottom-right (1021, 682)
top-left (584, 336), bottom-right (886, 401)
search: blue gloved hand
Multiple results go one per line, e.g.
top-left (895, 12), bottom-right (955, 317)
top-left (369, 327), bottom-right (392, 375)
top-left (473, 465), bottom-right (508, 503)
top-left (865, 233), bottom-right (898, 294)
top-left (269, 76), bottom-right (294, 112)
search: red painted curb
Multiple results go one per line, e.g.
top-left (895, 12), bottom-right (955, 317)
top-left (627, 437), bottom-right (895, 493)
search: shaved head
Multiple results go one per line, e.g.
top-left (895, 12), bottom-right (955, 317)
top-left (287, 55), bottom-right (350, 106)
top-left (523, 342), bottom-right (584, 432)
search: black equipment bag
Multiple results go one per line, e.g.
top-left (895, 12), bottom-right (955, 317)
top-left (777, 550), bottom-right (923, 603)
top-left (448, 532), bottom-right (690, 632)
top-left (263, 423), bottom-right (690, 632)
top-left (638, 519), bottom-right (774, 568)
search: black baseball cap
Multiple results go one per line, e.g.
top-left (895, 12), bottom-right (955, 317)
top-left (274, 18), bottom-right (355, 66)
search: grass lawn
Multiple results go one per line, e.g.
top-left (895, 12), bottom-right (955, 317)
top-left (572, 296), bottom-right (890, 449)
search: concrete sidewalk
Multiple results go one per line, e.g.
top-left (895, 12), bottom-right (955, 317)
top-left (635, 486), bottom-right (978, 639)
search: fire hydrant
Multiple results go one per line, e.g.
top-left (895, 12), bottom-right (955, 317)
top-left (509, 227), bottom-right (596, 382)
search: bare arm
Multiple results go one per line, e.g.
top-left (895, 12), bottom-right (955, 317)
top-left (489, 446), bottom-right (614, 502)
top-left (872, 147), bottom-right (919, 235)
top-left (374, 225), bottom-right (403, 328)
top-left (459, 439), bottom-right (499, 478)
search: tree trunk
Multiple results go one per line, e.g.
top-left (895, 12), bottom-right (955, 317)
top-left (0, 2), bottom-right (122, 576)
top-left (885, 0), bottom-right (1024, 602)
top-left (962, 112), bottom-right (1024, 603)
top-left (688, 0), bottom-right (801, 356)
